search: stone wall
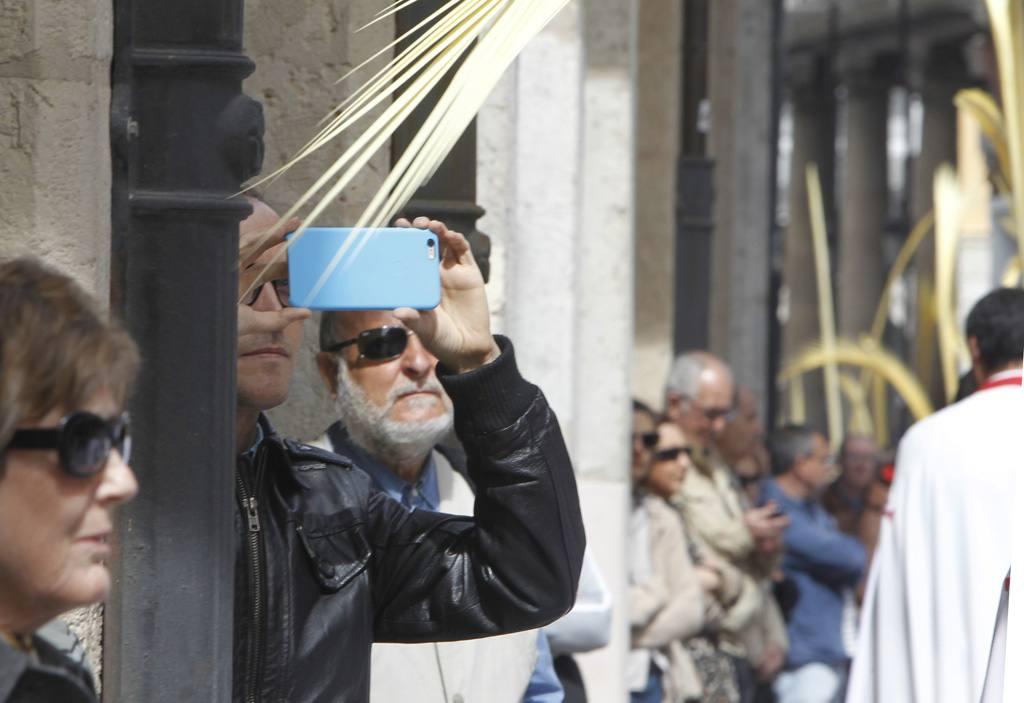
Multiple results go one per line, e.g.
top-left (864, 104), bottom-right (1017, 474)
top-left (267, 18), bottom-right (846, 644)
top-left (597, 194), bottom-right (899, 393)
top-left (0, 0), bottom-right (113, 293)
top-left (0, 0), bottom-right (115, 679)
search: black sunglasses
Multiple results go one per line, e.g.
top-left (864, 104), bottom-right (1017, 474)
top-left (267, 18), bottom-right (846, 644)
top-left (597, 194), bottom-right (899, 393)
top-left (633, 431), bottom-right (658, 449)
top-left (653, 445), bottom-right (693, 462)
top-left (325, 326), bottom-right (412, 361)
top-left (242, 279), bottom-right (290, 307)
top-left (5, 412), bottom-right (131, 479)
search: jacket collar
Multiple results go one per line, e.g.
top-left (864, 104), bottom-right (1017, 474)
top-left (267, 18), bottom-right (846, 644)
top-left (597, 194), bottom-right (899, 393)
top-left (0, 637), bottom-right (29, 701)
top-left (0, 634), bottom-right (95, 701)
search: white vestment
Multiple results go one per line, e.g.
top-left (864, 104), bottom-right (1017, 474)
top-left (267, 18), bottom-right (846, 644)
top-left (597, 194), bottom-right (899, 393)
top-left (847, 378), bottom-right (1023, 703)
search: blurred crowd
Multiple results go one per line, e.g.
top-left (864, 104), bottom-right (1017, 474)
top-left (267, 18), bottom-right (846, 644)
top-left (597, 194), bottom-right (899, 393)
top-left (628, 351), bottom-right (892, 703)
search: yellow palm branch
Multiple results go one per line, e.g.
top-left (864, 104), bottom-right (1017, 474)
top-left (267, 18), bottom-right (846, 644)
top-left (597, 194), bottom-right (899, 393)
top-left (955, 88), bottom-right (1012, 191)
top-left (806, 163), bottom-right (843, 449)
top-left (986, 0), bottom-right (1024, 267)
top-left (779, 338), bottom-right (934, 424)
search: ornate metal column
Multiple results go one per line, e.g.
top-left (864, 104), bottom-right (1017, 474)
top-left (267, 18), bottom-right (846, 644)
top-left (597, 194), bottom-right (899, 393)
top-left (106, 1), bottom-right (263, 700)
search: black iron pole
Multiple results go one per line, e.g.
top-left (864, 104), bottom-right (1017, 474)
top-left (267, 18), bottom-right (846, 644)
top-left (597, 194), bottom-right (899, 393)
top-left (106, 1), bottom-right (263, 700)
top-left (392, 2), bottom-right (491, 282)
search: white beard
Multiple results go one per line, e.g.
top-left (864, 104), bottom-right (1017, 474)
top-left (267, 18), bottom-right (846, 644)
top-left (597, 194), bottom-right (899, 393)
top-left (333, 362), bottom-right (454, 468)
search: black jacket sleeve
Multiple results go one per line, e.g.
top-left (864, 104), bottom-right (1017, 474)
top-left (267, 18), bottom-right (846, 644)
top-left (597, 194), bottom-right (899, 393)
top-left (367, 336), bottom-right (586, 642)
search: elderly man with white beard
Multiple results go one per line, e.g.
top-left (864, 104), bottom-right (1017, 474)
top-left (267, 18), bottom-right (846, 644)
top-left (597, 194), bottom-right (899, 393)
top-left (312, 308), bottom-right (564, 703)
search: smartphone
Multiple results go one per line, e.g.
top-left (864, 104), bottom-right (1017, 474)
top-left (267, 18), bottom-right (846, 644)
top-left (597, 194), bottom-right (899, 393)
top-left (287, 227), bottom-right (441, 310)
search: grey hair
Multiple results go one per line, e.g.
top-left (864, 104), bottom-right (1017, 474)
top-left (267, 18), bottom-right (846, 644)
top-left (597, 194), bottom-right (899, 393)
top-left (769, 425), bottom-right (818, 476)
top-left (665, 352), bottom-right (710, 398)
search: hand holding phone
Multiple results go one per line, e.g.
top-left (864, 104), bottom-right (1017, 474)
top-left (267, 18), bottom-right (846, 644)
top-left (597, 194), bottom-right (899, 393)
top-left (392, 217), bottom-right (500, 374)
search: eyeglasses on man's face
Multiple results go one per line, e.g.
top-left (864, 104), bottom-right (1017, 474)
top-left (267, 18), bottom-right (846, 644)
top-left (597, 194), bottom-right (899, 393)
top-left (324, 325), bottom-right (413, 362)
top-left (5, 412), bottom-right (131, 479)
top-left (242, 279), bottom-right (290, 307)
top-left (682, 396), bottom-right (735, 423)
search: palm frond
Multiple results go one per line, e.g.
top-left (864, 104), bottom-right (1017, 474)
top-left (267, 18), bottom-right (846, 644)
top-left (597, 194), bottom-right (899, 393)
top-left (241, 0), bottom-right (572, 305)
top-left (955, 88), bottom-right (1011, 191)
top-left (806, 163), bottom-right (843, 447)
top-left (779, 339), bottom-right (934, 423)
top-left (933, 165), bottom-right (967, 403)
top-left (986, 0), bottom-right (1024, 269)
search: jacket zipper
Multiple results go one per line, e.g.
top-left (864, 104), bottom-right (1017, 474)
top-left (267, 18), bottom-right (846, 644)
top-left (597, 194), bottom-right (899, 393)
top-left (237, 453), bottom-right (265, 703)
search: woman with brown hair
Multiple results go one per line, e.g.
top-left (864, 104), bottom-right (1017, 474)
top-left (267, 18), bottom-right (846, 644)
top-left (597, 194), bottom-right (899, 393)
top-left (0, 258), bottom-right (139, 702)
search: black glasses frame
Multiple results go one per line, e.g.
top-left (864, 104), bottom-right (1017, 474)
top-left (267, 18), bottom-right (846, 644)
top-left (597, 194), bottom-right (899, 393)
top-left (324, 325), bottom-right (412, 361)
top-left (5, 411), bottom-right (131, 478)
top-left (242, 278), bottom-right (290, 307)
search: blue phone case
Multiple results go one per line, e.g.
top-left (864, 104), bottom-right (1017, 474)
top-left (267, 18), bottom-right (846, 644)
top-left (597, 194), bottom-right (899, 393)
top-left (287, 227), bottom-right (441, 310)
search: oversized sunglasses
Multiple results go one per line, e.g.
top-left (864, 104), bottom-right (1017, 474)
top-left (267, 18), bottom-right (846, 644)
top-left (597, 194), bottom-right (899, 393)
top-left (242, 279), bottom-right (291, 307)
top-left (653, 445), bottom-right (693, 462)
top-left (5, 412), bottom-right (131, 478)
top-left (325, 326), bottom-right (412, 361)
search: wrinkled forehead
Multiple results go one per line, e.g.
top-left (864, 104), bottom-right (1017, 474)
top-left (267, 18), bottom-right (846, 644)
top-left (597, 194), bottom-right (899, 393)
top-left (335, 309), bottom-right (401, 340)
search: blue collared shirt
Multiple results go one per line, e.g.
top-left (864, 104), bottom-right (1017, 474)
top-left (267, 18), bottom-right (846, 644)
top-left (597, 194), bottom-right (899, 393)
top-left (357, 451), bottom-right (440, 512)
top-left (761, 479), bottom-right (866, 669)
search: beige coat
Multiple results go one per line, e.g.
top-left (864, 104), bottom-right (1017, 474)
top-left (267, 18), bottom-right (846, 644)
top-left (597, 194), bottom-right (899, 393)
top-left (630, 495), bottom-right (705, 702)
top-left (672, 449), bottom-right (782, 659)
top-left (368, 451), bottom-right (539, 703)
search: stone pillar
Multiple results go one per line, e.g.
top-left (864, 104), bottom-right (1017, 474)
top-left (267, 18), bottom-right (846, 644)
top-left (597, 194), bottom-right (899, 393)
top-left (837, 56), bottom-right (891, 338)
top-left (0, 0), bottom-right (114, 676)
top-left (478, 1), bottom-right (636, 697)
top-left (243, 0), bottom-right (392, 441)
top-left (706, 0), bottom-right (776, 408)
top-left (573, 0), bottom-right (636, 696)
top-left (781, 56), bottom-right (835, 428)
top-left (632, 0), bottom-right (681, 408)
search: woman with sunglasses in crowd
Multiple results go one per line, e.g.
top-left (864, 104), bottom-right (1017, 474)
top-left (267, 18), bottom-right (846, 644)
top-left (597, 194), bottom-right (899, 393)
top-left (651, 418), bottom-right (755, 703)
top-left (0, 258), bottom-right (139, 702)
top-left (627, 402), bottom-right (707, 703)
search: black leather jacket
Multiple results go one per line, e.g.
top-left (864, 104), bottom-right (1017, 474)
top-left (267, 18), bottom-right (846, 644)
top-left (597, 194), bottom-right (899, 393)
top-left (232, 338), bottom-right (586, 702)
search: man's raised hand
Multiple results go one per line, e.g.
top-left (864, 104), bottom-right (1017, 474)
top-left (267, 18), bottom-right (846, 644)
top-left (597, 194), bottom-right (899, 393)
top-left (392, 216), bottom-right (500, 374)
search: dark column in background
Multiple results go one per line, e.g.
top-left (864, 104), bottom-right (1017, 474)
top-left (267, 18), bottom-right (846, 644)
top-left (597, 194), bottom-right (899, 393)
top-left (781, 54), bottom-right (836, 431)
top-left (392, 3), bottom-right (491, 281)
top-left (674, 0), bottom-right (713, 353)
top-left (106, 0), bottom-right (263, 699)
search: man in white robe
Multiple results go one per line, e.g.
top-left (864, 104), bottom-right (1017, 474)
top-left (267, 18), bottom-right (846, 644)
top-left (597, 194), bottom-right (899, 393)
top-left (847, 288), bottom-right (1024, 703)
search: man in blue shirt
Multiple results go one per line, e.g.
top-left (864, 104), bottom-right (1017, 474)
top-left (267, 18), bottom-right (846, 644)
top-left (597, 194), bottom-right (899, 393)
top-left (761, 426), bottom-right (865, 703)
top-left (313, 308), bottom-right (564, 703)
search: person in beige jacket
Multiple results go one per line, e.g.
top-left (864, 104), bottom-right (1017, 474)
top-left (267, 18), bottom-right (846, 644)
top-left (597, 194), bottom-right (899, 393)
top-left (665, 353), bottom-right (790, 699)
